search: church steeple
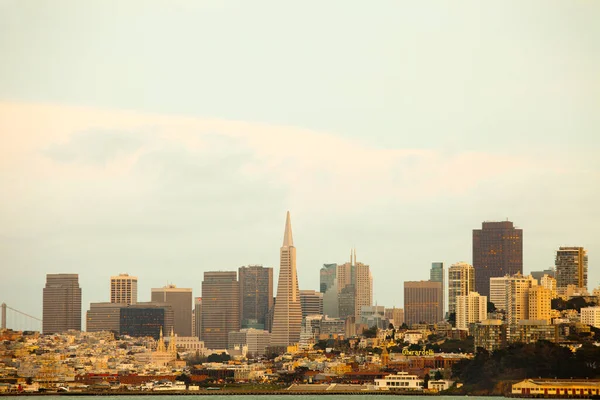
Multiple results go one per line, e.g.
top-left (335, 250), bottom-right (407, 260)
top-left (156, 327), bottom-right (166, 352)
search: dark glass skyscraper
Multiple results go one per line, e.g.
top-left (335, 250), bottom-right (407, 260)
top-left (430, 262), bottom-right (445, 314)
top-left (201, 271), bottom-right (240, 349)
top-left (473, 221), bottom-right (523, 298)
top-left (238, 265), bottom-right (273, 330)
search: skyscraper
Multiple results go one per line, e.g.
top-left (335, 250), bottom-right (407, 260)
top-left (404, 281), bottom-right (443, 327)
top-left (528, 286), bottom-right (552, 323)
top-left (320, 263), bottom-right (338, 318)
top-left (86, 302), bottom-right (122, 333)
top-left (119, 302), bottom-right (174, 340)
top-left (555, 247), bottom-right (588, 292)
top-left (337, 250), bottom-right (373, 320)
top-left (448, 262), bottom-right (475, 316)
top-left (151, 285), bottom-right (193, 337)
top-left (271, 211), bottom-right (302, 347)
top-left (299, 290), bottom-right (323, 318)
top-left (194, 297), bottom-right (202, 340)
top-left (43, 274), bottom-right (82, 334)
top-left (430, 262), bottom-right (445, 314)
top-left (201, 271), bottom-right (240, 349)
top-left (473, 221), bottom-right (523, 298)
top-left (110, 273), bottom-right (138, 305)
top-left (238, 265), bottom-right (273, 330)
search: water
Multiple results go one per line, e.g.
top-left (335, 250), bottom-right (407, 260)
top-left (11, 397), bottom-right (492, 400)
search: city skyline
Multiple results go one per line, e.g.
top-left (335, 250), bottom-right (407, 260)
top-left (1, 1), bottom-right (599, 323)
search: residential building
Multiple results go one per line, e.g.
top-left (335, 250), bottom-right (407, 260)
top-left (555, 247), bottom-right (588, 293)
top-left (271, 211), bottom-right (302, 347)
top-left (506, 273), bottom-right (537, 325)
top-left (456, 292), bottom-right (487, 330)
top-left (384, 307), bottom-right (404, 328)
top-left (507, 320), bottom-right (558, 344)
top-left (528, 286), bottom-right (552, 323)
top-left (404, 281), bottom-right (443, 327)
top-left (540, 274), bottom-right (557, 299)
top-left (228, 328), bottom-right (271, 356)
top-left (201, 271), bottom-right (239, 349)
top-left (490, 276), bottom-right (508, 311)
top-left (110, 274), bottom-right (138, 305)
top-left (86, 302), bottom-right (122, 333)
top-left (473, 221), bottom-right (523, 298)
top-left (119, 302), bottom-right (174, 340)
top-left (238, 265), bottom-right (273, 330)
top-left (299, 290), bottom-right (323, 318)
top-left (320, 263), bottom-right (338, 318)
top-left (448, 262), bottom-right (475, 316)
top-left (473, 319), bottom-right (506, 352)
top-left (430, 262), bottom-right (445, 314)
top-left (530, 269), bottom-right (555, 284)
top-left (42, 274), bottom-right (82, 334)
top-left (151, 285), bottom-right (193, 337)
top-left (581, 307), bottom-right (600, 328)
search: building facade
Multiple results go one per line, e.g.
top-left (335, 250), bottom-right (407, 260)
top-left (119, 302), bottom-right (174, 340)
top-left (320, 264), bottom-right (338, 318)
top-left (384, 307), bottom-right (404, 328)
top-left (228, 328), bottom-right (271, 356)
top-left (238, 265), bottom-right (273, 330)
top-left (271, 211), bottom-right (303, 347)
top-left (430, 262), bottom-right (445, 315)
top-left (42, 274), bottom-right (82, 334)
top-left (110, 274), bottom-right (138, 305)
top-left (473, 319), bottom-right (506, 352)
top-left (337, 250), bottom-right (373, 320)
top-left (456, 292), bottom-right (487, 330)
top-left (528, 286), bottom-right (552, 323)
top-left (86, 302), bottom-right (122, 333)
top-left (299, 290), bottom-right (323, 318)
top-left (473, 221), bottom-right (523, 298)
top-left (490, 276), bottom-right (508, 311)
top-left (201, 271), bottom-right (240, 350)
top-left (555, 247), bottom-right (588, 292)
top-left (194, 297), bottom-right (202, 339)
top-left (151, 285), bottom-right (193, 337)
top-left (506, 273), bottom-right (537, 325)
top-left (404, 281), bottom-right (443, 327)
top-left (581, 306), bottom-right (600, 328)
top-left (540, 274), bottom-right (557, 300)
top-left (448, 262), bottom-right (475, 316)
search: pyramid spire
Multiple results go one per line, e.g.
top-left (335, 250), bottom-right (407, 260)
top-left (282, 211), bottom-right (294, 247)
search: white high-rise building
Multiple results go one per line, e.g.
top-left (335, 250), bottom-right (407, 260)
top-left (448, 262), bottom-right (475, 316)
top-left (271, 212), bottom-right (302, 347)
top-left (506, 273), bottom-right (537, 325)
top-left (110, 273), bottom-right (138, 305)
top-left (540, 274), bottom-right (557, 299)
top-left (490, 276), bottom-right (508, 311)
top-left (456, 292), bottom-right (487, 330)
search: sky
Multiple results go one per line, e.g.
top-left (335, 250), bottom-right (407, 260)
top-left (1, 0), bottom-right (599, 329)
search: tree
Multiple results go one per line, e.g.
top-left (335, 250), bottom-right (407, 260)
top-left (434, 370), bottom-right (443, 381)
top-left (448, 312), bottom-right (456, 326)
top-left (362, 326), bottom-right (378, 338)
top-left (423, 373), bottom-right (430, 389)
top-left (207, 352), bottom-right (230, 363)
top-left (487, 301), bottom-right (496, 313)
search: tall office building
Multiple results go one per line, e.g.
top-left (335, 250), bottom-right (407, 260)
top-left (404, 281), bottom-right (443, 327)
top-left (300, 290), bottom-right (324, 318)
top-left (384, 307), bottom-right (404, 328)
top-left (473, 221), bottom-right (523, 298)
top-left (42, 274), bottom-right (82, 334)
top-left (448, 262), bottom-right (475, 316)
top-left (320, 263), bottom-right (338, 318)
top-left (271, 212), bottom-right (303, 347)
top-left (337, 250), bottom-right (373, 320)
top-left (506, 273), bottom-right (537, 325)
top-left (238, 265), bottom-right (273, 330)
top-left (86, 302), bottom-right (122, 333)
top-left (555, 247), bottom-right (588, 292)
top-left (110, 274), bottom-right (138, 305)
top-left (151, 285), bottom-right (193, 337)
top-left (194, 297), bottom-right (202, 340)
top-left (531, 269), bottom-right (555, 284)
top-left (201, 272), bottom-right (240, 349)
top-left (456, 292), bottom-right (487, 330)
top-left (528, 286), bottom-right (552, 323)
top-left (430, 262), bottom-right (445, 314)
top-left (119, 302), bottom-right (174, 340)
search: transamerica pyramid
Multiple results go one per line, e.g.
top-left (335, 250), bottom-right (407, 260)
top-left (270, 211), bottom-right (302, 347)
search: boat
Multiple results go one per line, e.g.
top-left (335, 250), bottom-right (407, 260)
top-left (374, 371), bottom-right (424, 391)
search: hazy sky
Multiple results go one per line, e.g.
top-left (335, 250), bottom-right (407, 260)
top-left (1, 1), bottom-right (599, 329)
